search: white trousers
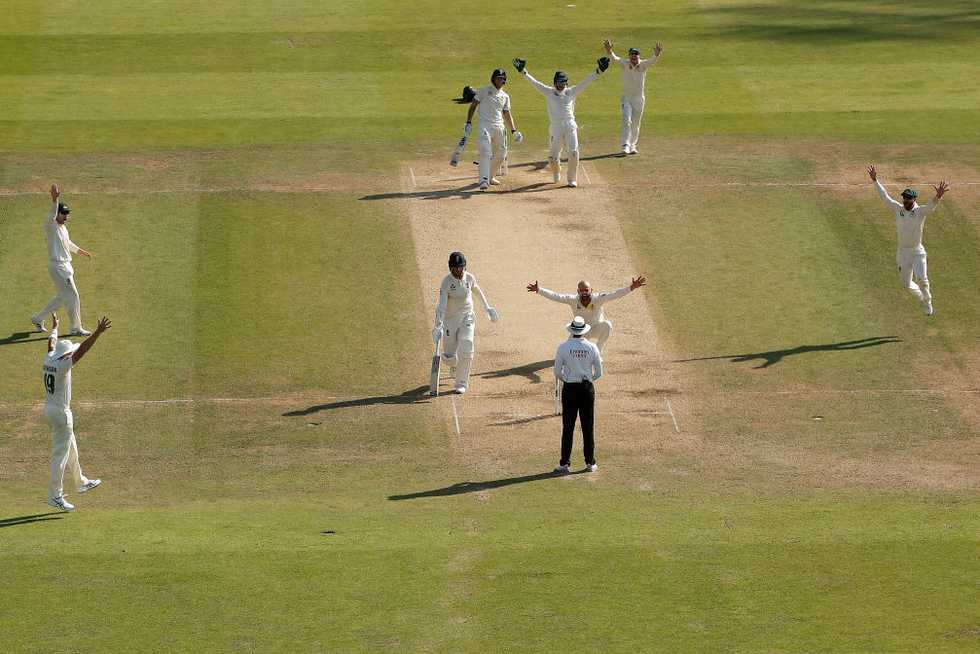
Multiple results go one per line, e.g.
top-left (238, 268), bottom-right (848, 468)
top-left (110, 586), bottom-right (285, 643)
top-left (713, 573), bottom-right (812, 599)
top-left (897, 247), bottom-right (930, 304)
top-left (44, 406), bottom-right (89, 499)
top-left (549, 122), bottom-right (580, 183)
top-left (586, 319), bottom-right (613, 352)
top-left (35, 261), bottom-right (82, 331)
top-left (620, 94), bottom-right (645, 148)
top-left (478, 125), bottom-right (508, 183)
top-left (440, 313), bottom-right (476, 390)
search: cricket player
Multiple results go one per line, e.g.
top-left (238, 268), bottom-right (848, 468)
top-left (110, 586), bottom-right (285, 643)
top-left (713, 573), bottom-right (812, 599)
top-left (31, 184), bottom-right (93, 335)
top-left (466, 68), bottom-right (524, 191)
top-left (527, 276), bottom-right (646, 351)
top-left (554, 316), bottom-right (603, 474)
top-left (433, 251), bottom-right (499, 394)
top-left (867, 165), bottom-right (949, 315)
top-left (42, 313), bottom-right (111, 512)
top-left (512, 55), bottom-right (610, 187)
top-left (603, 39), bottom-right (663, 155)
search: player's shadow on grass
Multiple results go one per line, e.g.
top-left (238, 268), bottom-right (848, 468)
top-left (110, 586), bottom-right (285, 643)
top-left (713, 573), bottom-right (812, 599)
top-left (388, 469), bottom-right (587, 500)
top-left (282, 385), bottom-right (432, 416)
top-left (0, 512), bottom-right (65, 528)
top-left (0, 331), bottom-right (47, 347)
top-left (359, 182), bottom-right (554, 202)
top-left (480, 359), bottom-right (553, 383)
top-left (675, 336), bottom-right (901, 369)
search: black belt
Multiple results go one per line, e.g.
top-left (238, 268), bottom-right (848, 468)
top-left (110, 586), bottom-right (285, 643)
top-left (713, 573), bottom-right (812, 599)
top-left (563, 379), bottom-right (593, 385)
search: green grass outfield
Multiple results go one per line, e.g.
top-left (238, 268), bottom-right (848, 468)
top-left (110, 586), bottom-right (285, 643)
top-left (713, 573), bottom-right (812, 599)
top-left (1, 1), bottom-right (979, 652)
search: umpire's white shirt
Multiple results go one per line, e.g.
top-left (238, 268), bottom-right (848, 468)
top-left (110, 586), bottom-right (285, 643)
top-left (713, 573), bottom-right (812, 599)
top-left (616, 56), bottom-right (658, 98)
top-left (555, 337), bottom-right (603, 383)
top-left (521, 70), bottom-right (599, 126)
top-left (875, 181), bottom-right (937, 251)
top-left (435, 272), bottom-right (490, 325)
top-left (45, 201), bottom-right (79, 262)
top-left (43, 352), bottom-right (73, 411)
top-left (538, 286), bottom-right (632, 326)
top-left (474, 85), bottom-right (510, 129)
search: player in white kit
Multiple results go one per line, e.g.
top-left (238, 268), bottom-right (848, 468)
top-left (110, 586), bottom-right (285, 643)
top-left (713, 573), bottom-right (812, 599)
top-left (42, 313), bottom-right (111, 512)
top-left (527, 276), bottom-right (646, 351)
top-left (466, 68), bottom-right (524, 190)
top-left (512, 55), bottom-right (610, 187)
top-left (31, 184), bottom-right (93, 335)
top-left (867, 165), bottom-right (949, 315)
top-left (433, 252), bottom-right (499, 394)
top-left (603, 39), bottom-right (663, 155)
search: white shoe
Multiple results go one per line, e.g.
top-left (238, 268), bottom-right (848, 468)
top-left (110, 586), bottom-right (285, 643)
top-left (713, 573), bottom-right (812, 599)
top-left (70, 328), bottom-right (92, 336)
top-left (567, 180), bottom-right (578, 188)
top-left (585, 463), bottom-right (598, 473)
top-left (553, 464), bottom-right (570, 475)
top-left (628, 145), bottom-right (638, 155)
top-left (489, 177), bottom-right (500, 185)
top-left (923, 302), bottom-right (934, 316)
top-left (78, 479), bottom-right (102, 493)
top-left (31, 317), bottom-right (46, 333)
top-left (622, 144), bottom-right (630, 154)
top-left (48, 496), bottom-right (75, 512)
top-left (452, 386), bottom-right (466, 395)
top-left (478, 180), bottom-right (489, 191)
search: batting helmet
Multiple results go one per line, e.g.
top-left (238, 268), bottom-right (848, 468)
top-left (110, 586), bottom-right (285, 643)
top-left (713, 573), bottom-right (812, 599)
top-left (553, 71), bottom-right (568, 85)
top-left (491, 68), bottom-right (507, 83)
top-left (448, 251), bottom-right (467, 268)
top-left (57, 202), bottom-right (71, 215)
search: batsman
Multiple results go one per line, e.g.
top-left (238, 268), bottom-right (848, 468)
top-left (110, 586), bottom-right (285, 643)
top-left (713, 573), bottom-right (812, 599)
top-left (431, 252), bottom-right (499, 395)
top-left (461, 68), bottom-right (524, 190)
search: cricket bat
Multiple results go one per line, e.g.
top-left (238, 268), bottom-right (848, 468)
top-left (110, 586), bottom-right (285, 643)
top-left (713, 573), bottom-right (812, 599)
top-left (554, 378), bottom-right (562, 415)
top-left (429, 344), bottom-right (441, 396)
top-left (449, 135), bottom-right (468, 167)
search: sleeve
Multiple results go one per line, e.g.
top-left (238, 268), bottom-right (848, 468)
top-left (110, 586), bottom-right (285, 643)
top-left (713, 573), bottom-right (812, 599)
top-left (67, 240), bottom-right (80, 254)
top-left (595, 285), bottom-right (632, 305)
top-left (611, 53), bottom-right (623, 64)
top-left (47, 201), bottom-right (58, 223)
top-left (569, 71), bottom-right (600, 98)
top-left (503, 93), bottom-right (511, 112)
top-left (537, 287), bottom-right (578, 307)
top-left (522, 71), bottom-right (553, 96)
top-left (434, 277), bottom-right (449, 325)
top-left (918, 199), bottom-right (938, 216)
top-left (554, 346), bottom-right (564, 380)
top-left (640, 55), bottom-right (659, 70)
top-left (874, 180), bottom-right (902, 210)
top-left (592, 346), bottom-right (603, 381)
top-left (471, 275), bottom-right (492, 312)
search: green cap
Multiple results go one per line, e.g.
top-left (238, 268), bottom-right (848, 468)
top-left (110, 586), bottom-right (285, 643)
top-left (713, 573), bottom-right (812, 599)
top-left (901, 188), bottom-right (918, 199)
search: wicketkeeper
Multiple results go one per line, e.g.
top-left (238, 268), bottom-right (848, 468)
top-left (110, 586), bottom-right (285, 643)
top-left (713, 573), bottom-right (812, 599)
top-left (433, 252), bottom-right (499, 394)
top-left (465, 68), bottom-right (524, 190)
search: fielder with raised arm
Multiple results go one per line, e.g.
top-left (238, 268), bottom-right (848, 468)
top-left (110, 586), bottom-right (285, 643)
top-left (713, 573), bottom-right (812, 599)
top-left (42, 313), bottom-right (111, 512)
top-left (465, 68), bottom-right (524, 191)
top-left (603, 39), bottom-right (663, 155)
top-left (513, 55), bottom-right (610, 187)
top-left (432, 252), bottom-right (499, 394)
top-left (31, 184), bottom-right (93, 335)
top-left (527, 276), bottom-right (646, 351)
top-left (867, 165), bottom-right (949, 316)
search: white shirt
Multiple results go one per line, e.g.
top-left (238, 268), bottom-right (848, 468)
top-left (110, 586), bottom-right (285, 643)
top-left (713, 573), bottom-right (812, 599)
top-left (521, 70), bottom-right (599, 127)
top-left (43, 351), bottom-right (74, 410)
top-left (474, 84), bottom-right (510, 129)
top-left (44, 201), bottom-right (79, 262)
top-left (555, 336), bottom-right (603, 383)
top-left (537, 285), bottom-right (632, 326)
top-left (875, 181), bottom-right (938, 250)
top-left (435, 271), bottom-right (491, 325)
top-left (613, 54), bottom-right (659, 97)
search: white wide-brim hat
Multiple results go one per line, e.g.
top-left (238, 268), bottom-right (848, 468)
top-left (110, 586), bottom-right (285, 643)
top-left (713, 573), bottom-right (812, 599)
top-left (566, 316), bottom-right (591, 335)
top-left (53, 339), bottom-right (80, 359)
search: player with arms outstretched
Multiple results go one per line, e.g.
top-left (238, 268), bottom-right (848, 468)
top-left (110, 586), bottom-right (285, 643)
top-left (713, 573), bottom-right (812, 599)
top-left (603, 39), bottom-right (663, 155)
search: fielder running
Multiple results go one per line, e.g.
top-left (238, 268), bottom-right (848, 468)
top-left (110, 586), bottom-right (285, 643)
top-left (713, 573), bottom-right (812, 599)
top-left (466, 68), bottom-right (524, 191)
top-left (867, 165), bottom-right (949, 315)
top-left (31, 184), bottom-right (93, 335)
top-left (512, 55), bottom-right (610, 187)
top-left (527, 276), bottom-right (647, 351)
top-left (433, 251), bottom-right (499, 394)
top-left (554, 316), bottom-right (603, 474)
top-left (602, 39), bottom-right (663, 155)
top-left (42, 313), bottom-right (111, 512)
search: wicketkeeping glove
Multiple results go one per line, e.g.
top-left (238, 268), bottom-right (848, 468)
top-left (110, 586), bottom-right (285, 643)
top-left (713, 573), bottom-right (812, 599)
top-left (512, 130), bottom-right (524, 144)
top-left (596, 56), bottom-right (610, 73)
top-left (463, 122), bottom-right (472, 137)
top-left (487, 307), bottom-right (500, 323)
top-left (513, 58), bottom-right (527, 73)
top-left (432, 325), bottom-right (443, 344)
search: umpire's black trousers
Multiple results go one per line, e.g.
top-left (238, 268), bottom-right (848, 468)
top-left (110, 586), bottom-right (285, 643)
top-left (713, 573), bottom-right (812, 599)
top-left (560, 380), bottom-right (595, 466)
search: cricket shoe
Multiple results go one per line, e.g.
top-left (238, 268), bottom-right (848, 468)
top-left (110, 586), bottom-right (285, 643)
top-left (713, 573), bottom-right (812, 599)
top-left (48, 496), bottom-right (75, 512)
top-left (31, 317), bottom-right (46, 333)
top-left (585, 463), bottom-right (598, 472)
top-left (78, 479), bottom-right (102, 493)
top-left (478, 180), bottom-right (489, 191)
top-left (567, 180), bottom-right (578, 188)
top-left (628, 145), bottom-right (638, 155)
top-left (489, 177), bottom-right (501, 185)
top-left (923, 301), bottom-right (934, 316)
top-left (622, 144), bottom-right (630, 154)
top-left (70, 328), bottom-right (92, 337)
top-left (452, 386), bottom-right (466, 395)
top-left (553, 464), bottom-right (571, 475)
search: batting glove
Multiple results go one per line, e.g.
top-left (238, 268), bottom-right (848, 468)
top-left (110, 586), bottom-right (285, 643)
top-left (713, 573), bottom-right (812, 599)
top-left (432, 325), bottom-right (443, 344)
top-left (463, 122), bottom-right (472, 137)
top-left (512, 130), bottom-right (524, 144)
top-left (487, 308), bottom-right (500, 323)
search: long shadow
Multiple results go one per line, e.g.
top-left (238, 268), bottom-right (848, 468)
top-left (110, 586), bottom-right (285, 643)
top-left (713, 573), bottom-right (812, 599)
top-left (480, 359), bottom-right (553, 383)
top-left (283, 385), bottom-right (431, 417)
top-left (0, 512), bottom-right (64, 528)
top-left (0, 331), bottom-right (46, 346)
top-left (389, 469), bottom-right (585, 500)
top-left (580, 152), bottom-right (629, 162)
top-left (359, 182), bottom-right (553, 202)
top-left (488, 414), bottom-right (556, 427)
top-left (675, 336), bottom-right (900, 369)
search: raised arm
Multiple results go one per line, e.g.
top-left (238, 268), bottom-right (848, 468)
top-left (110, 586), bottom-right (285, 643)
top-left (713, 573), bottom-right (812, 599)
top-left (71, 316), bottom-right (111, 364)
top-left (48, 184), bottom-right (59, 221)
top-left (514, 59), bottom-right (552, 96)
top-left (603, 39), bottom-right (621, 62)
top-left (533, 284), bottom-right (578, 306)
top-left (868, 164), bottom-right (901, 209)
top-left (596, 276), bottom-right (646, 305)
top-left (568, 70), bottom-right (601, 98)
top-left (921, 180), bottom-right (950, 215)
top-left (47, 313), bottom-right (59, 352)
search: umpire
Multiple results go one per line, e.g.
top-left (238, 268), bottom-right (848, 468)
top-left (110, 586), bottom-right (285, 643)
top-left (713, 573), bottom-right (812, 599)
top-left (553, 316), bottom-right (604, 474)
